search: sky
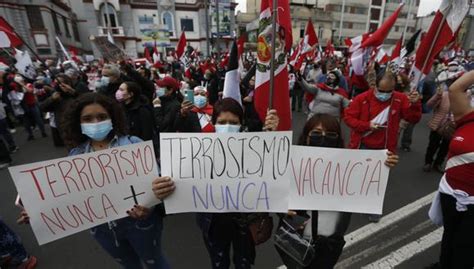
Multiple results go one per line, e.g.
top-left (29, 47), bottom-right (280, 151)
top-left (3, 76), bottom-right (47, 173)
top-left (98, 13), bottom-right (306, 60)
top-left (235, 0), bottom-right (442, 16)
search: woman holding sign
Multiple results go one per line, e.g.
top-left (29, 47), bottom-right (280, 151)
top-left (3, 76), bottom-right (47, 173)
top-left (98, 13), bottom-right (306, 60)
top-left (153, 97), bottom-right (280, 269)
top-left (60, 92), bottom-right (170, 269)
top-left (275, 113), bottom-right (399, 269)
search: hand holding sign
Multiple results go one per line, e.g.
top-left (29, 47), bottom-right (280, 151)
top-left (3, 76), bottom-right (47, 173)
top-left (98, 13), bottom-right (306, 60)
top-left (152, 176), bottom-right (176, 200)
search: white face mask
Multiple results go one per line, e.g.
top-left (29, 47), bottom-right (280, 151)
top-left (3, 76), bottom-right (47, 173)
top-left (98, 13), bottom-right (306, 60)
top-left (215, 124), bottom-right (241, 133)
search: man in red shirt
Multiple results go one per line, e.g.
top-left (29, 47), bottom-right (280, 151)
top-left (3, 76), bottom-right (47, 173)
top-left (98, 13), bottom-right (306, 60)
top-left (344, 69), bottom-right (422, 222)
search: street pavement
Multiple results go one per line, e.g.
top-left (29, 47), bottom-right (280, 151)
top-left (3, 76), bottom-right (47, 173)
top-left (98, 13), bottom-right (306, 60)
top-left (0, 111), bottom-right (443, 269)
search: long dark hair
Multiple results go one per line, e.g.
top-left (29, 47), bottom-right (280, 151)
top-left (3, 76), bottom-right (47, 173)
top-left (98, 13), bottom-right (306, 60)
top-left (212, 98), bottom-right (244, 125)
top-left (61, 93), bottom-right (128, 148)
top-left (122, 81), bottom-right (142, 103)
top-left (297, 114), bottom-right (344, 147)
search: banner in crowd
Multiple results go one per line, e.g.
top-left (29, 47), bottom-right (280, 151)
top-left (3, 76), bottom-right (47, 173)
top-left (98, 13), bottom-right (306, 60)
top-left (160, 132), bottom-right (293, 214)
top-left (9, 141), bottom-right (160, 245)
top-left (289, 146), bottom-right (390, 214)
top-left (91, 36), bottom-right (127, 62)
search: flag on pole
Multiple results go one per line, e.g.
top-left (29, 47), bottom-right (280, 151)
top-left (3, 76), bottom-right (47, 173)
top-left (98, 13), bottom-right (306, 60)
top-left (176, 32), bottom-right (186, 60)
top-left (255, 0), bottom-right (292, 131)
top-left (0, 17), bottom-right (22, 48)
top-left (14, 49), bottom-right (36, 79)
top-left (401, 29), bottom-right (421, 58)
top-left (223, 41), bottom-right (241, 106)
top-left (361, 3), bottom-right (405, 48)
top-left (56, 36), bottom-right (71, 61)
top-left (390, 36), bottom-right (403, 66)
top-left (292, 18), bottom-right (318, 70)
top-left (409, 0), bottom-right (469, 90)
top-left (324, 39), bottom-right (335, 58)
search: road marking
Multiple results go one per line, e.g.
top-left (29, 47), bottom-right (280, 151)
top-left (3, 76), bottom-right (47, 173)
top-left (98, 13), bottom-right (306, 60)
top-left (361, 227), bottom-right (443, 269)
top-left (344, 191), bottom-right (437, 249)
top-left (335, 220), bottom-right (434, 268)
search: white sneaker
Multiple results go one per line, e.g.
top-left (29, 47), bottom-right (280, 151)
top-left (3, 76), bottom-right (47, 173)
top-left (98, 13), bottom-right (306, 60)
top-left (9, 129), bottom-right (16, 134)
top-left (0, 162), bottom-right (10, 169)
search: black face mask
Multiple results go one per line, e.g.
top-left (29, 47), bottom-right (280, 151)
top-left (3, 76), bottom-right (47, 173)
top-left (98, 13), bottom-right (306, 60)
top-left (309, 134), bottom-right (340, 148)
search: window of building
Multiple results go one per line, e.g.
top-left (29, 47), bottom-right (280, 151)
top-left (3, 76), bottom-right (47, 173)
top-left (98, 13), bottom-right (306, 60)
top-left (353, 23), bottom-right (366, 30)
top-left (343, 22), bottom-right (353, 29)
top-left (371, 0), bottom-right (382, 6)
top-left (369, 23), bottom-right (378, 33)
top-left (72, 20), bottom-right (80, 42)
top-left (138, 15), bottom-right (154, 24)
top-left (370, 8), bottom-right (381, 20)
top-left (63, 16), bottom-right (71, 37)
top-left (26, 6), bottom-right (44, 29)
top-left (327, 4), bottom-right (341, 12)
top-left (101, 3), bottom-right (118, 28)
top-left (354, 7), bottom-right (367, 14)
top-left (162, 12), bottom-right (174, 33)
top-left (180, 18), bottom-right (194, 32)
top-left (52, 12), bottom-right (61, 35)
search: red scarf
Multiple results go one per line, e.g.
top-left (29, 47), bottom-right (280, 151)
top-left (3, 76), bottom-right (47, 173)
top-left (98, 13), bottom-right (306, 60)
top-left (192, 104), bottom-right (215, 132)
top-left (305, 83), bottom-right (348, 104)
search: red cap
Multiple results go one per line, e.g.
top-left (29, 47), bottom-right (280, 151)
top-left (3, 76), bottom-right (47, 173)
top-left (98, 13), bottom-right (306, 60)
top-left (156, 76), bottom-right (180, 91)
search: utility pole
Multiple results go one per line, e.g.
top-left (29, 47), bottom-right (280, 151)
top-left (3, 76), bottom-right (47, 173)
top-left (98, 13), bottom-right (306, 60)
top-left (215, 0), bottom-right (220, 57)
top-left (338, 0), bottom-right (346, 43)
top-left (402, 0), bottom-right (413, 44)
top-left (156, 0), bottom-right (162, 56)
top-left (205, 0), bottom-right (210, 56)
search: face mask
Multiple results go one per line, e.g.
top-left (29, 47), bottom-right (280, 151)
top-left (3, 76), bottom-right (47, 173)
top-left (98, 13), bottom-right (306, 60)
top-left (194, 95), bottom-right (207, 108)
top-left (215, 124), bottom-right (241, 133)
top-left (81, 120), bottom-right (113, 141)
top-left (309, 134), bottom-right (339, 148)
top-left (375, 89), bottom-right (393, 102)
top-left (156, 87), bottom-right (166, 97)
top-left (101, 76), bottom-right (110, 86)
top-left (115, 90), bottom-right (125, 102)
top-left (43, 77), bottom-right (52, 85)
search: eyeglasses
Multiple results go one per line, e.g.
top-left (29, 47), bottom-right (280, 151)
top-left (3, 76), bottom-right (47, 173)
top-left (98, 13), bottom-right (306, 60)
top-left (308, 130), bottom-right (339, 139)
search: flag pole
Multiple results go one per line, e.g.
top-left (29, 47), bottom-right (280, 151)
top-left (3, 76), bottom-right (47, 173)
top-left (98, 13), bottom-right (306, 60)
top-left (412, 6), bottom-right (450, 91)
top-left (268, 0), bottom-right (278, 110)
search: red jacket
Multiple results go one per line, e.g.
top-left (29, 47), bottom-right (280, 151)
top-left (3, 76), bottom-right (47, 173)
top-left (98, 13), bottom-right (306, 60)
top-left (344, 89), bottom-right (422, 152)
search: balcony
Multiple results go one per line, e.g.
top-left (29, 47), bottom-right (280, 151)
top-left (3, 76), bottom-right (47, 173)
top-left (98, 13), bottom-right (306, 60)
top-left (97, 26), bottom-right (125, 37)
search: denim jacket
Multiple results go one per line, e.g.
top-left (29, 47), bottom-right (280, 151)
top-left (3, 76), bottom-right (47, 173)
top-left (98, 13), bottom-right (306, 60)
top-left (69, 135), bottom-right (162, 244)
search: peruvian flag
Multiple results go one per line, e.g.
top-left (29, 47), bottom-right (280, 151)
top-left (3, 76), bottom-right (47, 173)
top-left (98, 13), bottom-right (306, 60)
top-left (361, 3), bottom-right (404, 48)
top-left (144, 46), bottom-right (153, 63)
top-left (292, 19), bottom-right (318, 70)
top-left (254, 0), bottom-right (292, 131)
top-left (390, 36), bottom-right (403, 66)
top-left (409, 0), bottom-right (469, 90)
top-left (237, 34), bottom-right (246, 58)
top-left (223, 40), bottom-right (241, 105)
top-left (0, 17), bottom-right (22, 48)
top-left (376, 48), bottom-right (390, 65)
top-left (175, 32), bottom-right (186, 60)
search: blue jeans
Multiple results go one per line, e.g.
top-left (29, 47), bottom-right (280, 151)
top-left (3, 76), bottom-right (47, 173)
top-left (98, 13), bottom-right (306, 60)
top-left (0, 218), bottom-right (28, 264)
top-left (90, 208), bottom-right (169, 269)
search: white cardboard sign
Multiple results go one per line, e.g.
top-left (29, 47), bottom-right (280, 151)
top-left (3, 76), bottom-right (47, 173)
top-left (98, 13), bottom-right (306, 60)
top-left (289, 146), bottom-right (390, 214)
top-left (160, 132), bottom-right (292, 214)
top-left (9, 141), bottom-right (160, 245)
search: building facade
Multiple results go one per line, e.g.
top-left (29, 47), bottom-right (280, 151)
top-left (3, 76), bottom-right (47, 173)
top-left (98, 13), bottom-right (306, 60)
top-left (0, 0), bottom-right (85, 59)
top-left (75, 0), bottom-right (235, 59)
top-left (317, 0), bottom-right (420, 47)
top-left (237, 0), bottom-right (333, 47)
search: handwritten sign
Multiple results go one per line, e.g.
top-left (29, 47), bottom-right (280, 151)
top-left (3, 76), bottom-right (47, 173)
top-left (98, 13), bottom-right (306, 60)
top-left (289, 146), bottom-right (390, 214)
top-left (160, 132), bottom-right (292, 214)
top-left (8, 141), bottom-right (160, 245)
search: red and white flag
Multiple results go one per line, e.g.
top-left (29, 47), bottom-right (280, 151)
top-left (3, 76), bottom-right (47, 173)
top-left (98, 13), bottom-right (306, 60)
top-left (390, 36), bottom-right (403, 66)
top-left (361, 3), bottom-right (404, 48)
top-left (255, 0), bottom-right (292, 131)
top-left (175, 32), bottom-right (186, 60)
top-left (292, 19), bottom-right (318, 70)
top-left (0, 17), bottom-right (22, 48)
top-left (409, 0), bottom-right (469, 90)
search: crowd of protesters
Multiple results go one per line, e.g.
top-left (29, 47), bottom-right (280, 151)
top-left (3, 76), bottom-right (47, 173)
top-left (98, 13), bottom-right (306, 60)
top-left (0, 45), bottom-right (473, 269)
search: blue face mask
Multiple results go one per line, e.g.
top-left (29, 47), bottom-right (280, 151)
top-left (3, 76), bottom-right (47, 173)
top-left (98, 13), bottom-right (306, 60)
top-left (81, 120), bottom-right (113, 141)
top-left (375, 89), bottom-right (393, 102)
top-left (101, 76), bottom-right (110, 87)
top-left (194, 95), bottom-right (207, 108)
top-left (156, 87), bottom-right (166, 97)
top-left (215, 124), bottom-right (241, 133)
